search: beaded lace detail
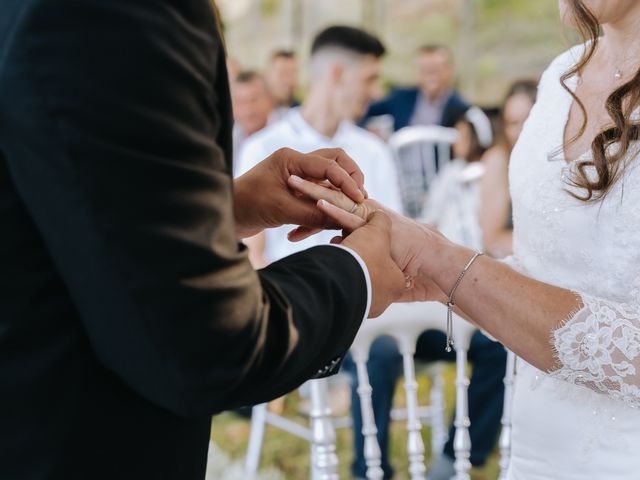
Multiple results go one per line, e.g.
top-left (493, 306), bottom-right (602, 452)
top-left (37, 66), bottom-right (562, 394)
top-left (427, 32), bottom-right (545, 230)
top-left (550, 293), bottom-right (640, 407)
top-left (507, 43), bottom-right (640, 407)
top-left (503, 44), bottom-right (640, 478)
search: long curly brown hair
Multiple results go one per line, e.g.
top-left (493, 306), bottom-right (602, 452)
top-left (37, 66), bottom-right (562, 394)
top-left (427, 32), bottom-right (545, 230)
top-left (561, 0), bottom-right (640, 201)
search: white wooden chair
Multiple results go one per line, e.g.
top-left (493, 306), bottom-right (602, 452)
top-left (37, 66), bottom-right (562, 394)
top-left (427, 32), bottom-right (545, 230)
top-left (498, 350), bottom-right (517, 479)
top-left (387, 125), bottom-right (459, 219)
top-left (350, 302), bottom-right (476, 480)
top-left (243, 302), bottom-right (452, 479)
top-left (244, 365), bottom-right (445, 479)
top-left (244, 306), bottom-right (515, 480)
top-left (244, 377), bottom-right (340, 479)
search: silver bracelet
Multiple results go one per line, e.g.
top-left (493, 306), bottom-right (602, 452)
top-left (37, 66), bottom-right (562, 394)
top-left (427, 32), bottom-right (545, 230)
top-left (445, 252), bottom-right (483, 352)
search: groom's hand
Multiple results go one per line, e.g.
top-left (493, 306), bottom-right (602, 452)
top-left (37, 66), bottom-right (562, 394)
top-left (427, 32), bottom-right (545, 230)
top-left (327, 200), bottom-right (449, 304)
top-left (234, 147), bottom-right (366, 238)
top-left (340, 211), bottom-right (407, 317)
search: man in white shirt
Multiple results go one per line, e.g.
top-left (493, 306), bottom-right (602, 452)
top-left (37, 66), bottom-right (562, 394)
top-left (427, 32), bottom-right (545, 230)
top-left (238, 26), bottom-right (402, 265)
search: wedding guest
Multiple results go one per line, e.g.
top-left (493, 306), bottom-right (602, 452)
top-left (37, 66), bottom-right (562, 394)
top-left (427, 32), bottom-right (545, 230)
top-left (0, 3), bottom-right (407, 479)
top-left (422, 106), bottom-right (494, 248)
top-left (264, 49), bottom-right (300, 120)
top-left (479, 80), bottom-right (537, 258)
top-left (226, 56), bottom-right (242, 84)
top-left (231, 71), bottom-right (274, 170)
top-left (364, 45), bottom-right (471, 219)
top-left (362, 45), bottom-right (469, 133)
top-left (238, 26), bottom-right (402, 267)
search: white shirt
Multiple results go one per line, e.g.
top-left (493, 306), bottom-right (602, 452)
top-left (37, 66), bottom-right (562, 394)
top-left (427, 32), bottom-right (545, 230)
top-left (420, 158), bottom-right (484, 251)
top-left (237, 107), bottom-right (403, 262)
top-left (232, 124), bottom-right (248, 173)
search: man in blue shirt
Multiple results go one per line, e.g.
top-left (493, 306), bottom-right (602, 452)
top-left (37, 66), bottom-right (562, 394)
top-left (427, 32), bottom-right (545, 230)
top-left (362, 45), bottom-right (470, 132)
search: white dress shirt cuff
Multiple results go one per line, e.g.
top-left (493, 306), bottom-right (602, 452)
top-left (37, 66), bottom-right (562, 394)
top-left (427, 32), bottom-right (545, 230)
top-left (328, 244), bottom-right (372, 321)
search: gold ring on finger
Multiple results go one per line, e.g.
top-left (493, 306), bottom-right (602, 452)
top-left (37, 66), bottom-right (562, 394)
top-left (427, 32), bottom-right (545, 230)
top-left (349, 202), bottom-right (359, 214)
top-left (404, 275), bottom-right (414, 289)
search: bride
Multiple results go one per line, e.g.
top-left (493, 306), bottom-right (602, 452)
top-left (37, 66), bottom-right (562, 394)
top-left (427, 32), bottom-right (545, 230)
top-left (287, 0), bottom-right (640, 478)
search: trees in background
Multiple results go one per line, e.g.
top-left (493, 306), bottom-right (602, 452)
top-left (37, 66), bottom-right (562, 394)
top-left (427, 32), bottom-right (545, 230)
top-left (217, 0), bottom-right (568, 105)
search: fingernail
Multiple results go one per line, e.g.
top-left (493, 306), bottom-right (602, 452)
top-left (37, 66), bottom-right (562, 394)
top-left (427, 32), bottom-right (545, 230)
top-left (290, 175), bottom-right (303, 183)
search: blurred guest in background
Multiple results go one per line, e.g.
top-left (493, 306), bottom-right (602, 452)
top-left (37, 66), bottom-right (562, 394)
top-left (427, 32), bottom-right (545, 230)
top-left (226, 57), bottom-right (242, 84)
top-left (364, 45), bottom-right (471, 220)
top-left (265, 49), bottom-right (300, 120)
top-left (479, 79), bottom-right (537, 258)
top-left (421, 106), bottom-right (493, 249)
top-left (230, 71), bottom-right (274, 170)
top-left (362, 45), bottom-right (469, 134)
top-left (238, 26), bottom-right (402, 267)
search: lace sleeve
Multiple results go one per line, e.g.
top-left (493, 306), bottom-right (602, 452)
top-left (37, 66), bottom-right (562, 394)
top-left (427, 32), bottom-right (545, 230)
top-left (549, 293), bottom-right (640, 407)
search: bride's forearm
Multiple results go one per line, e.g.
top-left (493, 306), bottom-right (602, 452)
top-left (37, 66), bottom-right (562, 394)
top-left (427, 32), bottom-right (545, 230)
top-left (427, 243), bottom-right (581, 371)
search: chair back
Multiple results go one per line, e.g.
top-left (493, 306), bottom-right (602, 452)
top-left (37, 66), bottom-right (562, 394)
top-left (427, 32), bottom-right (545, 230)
top-left (387, 126), bottom-right (458, 219)
top-left (350, 302), bottom-right (476, 480)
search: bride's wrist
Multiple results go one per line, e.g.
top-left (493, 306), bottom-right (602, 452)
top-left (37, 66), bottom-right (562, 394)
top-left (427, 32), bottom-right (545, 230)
top-left (422, 240), bottom-right (476, 293)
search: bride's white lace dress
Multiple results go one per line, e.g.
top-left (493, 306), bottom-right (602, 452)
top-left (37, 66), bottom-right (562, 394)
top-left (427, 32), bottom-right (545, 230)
top-left (506, 44), bottom-right (640, 479)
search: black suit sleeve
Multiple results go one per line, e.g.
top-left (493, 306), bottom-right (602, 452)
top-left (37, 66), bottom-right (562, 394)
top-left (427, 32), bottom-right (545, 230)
top-left (441, 92), bottom-right (471, 128)
top-left (0, 0), bottom-right (367, 417)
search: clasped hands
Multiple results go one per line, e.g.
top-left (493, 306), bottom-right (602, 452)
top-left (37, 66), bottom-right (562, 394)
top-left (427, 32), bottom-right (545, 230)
top-left (234, 147), bottom-right (457, 317)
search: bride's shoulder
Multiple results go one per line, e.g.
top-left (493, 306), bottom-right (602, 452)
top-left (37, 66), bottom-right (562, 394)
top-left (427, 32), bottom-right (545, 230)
top-left (538, 43), bottom-right (589, 88)
top-left (548, 43), bottom-right (588, 70)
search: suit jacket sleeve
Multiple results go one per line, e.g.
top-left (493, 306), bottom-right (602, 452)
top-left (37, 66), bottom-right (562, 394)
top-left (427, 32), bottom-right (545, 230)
top-left (441, 92), bottom-right (471, 128)
top-left (366, 96), bottom-right (394, 118)
top-left (0, 0), bottom-right (368, 417)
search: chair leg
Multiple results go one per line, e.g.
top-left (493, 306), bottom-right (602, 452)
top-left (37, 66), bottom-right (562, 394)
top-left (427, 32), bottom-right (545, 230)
top-left (453, 347), bottom-right (471, 480)
top-left (401, 352), bottom-right (427, 480)
top-left (309, 379), bottom-right (339, 480)
top-left (245, 403), bottom-right (268, 474)
top-left (498, 351), bottom-right (517, 479)
top-left (429, 365), bottom-right (447, 458)
top-left (354, 357), bottom-right (384, 480)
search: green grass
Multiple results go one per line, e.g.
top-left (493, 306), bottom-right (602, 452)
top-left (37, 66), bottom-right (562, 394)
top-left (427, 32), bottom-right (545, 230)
top-left (211, 364), bottom-right (501, 479)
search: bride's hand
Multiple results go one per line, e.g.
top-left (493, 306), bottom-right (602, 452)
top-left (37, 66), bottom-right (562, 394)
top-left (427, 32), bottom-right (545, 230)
top-left (285, 176), bottom-right (374, 242)
top-left (287, 175), bottom-right (451, 303)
